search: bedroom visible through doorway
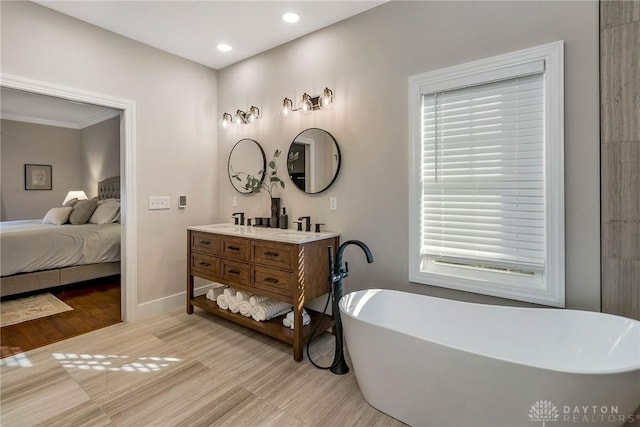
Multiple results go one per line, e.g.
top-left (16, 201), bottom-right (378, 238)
top-left (1, 74), bottom-right (137, 324)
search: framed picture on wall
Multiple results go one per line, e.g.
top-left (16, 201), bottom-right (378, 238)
top-left (24, 164), bottom-right (52, 190)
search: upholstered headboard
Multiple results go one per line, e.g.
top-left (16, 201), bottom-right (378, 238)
top-left (98, 176), bottom-right (120, 200)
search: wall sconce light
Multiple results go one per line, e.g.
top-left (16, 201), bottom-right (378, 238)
top-left (220, 106), bottom-right (261, 129)
top-left (281, 98), bottom-right (293, 117)
top-left (220, 112), bottom-right (233, 129)
top-left (280, 87), bottom-right (333, 117)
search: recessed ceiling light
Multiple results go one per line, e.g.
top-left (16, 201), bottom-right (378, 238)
top-left (282, 12), bottom-right (300, 23)
top-left (217, 43), bottom-right (232, 52)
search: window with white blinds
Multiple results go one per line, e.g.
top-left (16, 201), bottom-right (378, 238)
top-left (408, 42), bottom-right (565, 307)
top-left (421, 73), bottom-right (545, 272)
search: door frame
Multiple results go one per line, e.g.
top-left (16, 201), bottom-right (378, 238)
top-left (1, 73), bottom-right (138, 321)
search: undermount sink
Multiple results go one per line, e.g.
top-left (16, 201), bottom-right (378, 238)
top-left (272, 232), bottom-right (310, 240)
top-left (209, 224), bottom-right (244, 232)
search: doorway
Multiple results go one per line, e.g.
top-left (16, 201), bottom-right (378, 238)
top-left (1, 73), bottom-right (137, 322)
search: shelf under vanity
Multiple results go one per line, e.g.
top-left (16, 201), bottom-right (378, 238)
top-left (186, 223), bottom-right (339, 361)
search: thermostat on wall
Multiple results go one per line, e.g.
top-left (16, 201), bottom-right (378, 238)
top-left (179, 195), bottom-right (187, 208)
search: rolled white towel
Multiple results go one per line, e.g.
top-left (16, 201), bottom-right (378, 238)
top-left (216, 294), bottom-right (229, 310)
top-left (235, 290), bottom-right (253, 302)
top-left (285, 308), bottom-right (308, 320)
top-left (251, 299), bottom-right (292, 322)
top-left (228, 298), bottom-right (240, 313)
top-left (249, 295), bottom-right (269, 306)
top-left (223, 287), bottom-right (237, 298)
top-left (238, 300), bottom-right (252, 317)
top-left (206, 285), bottom-right (227, 301)
top-left (283, 312), bottom-right (311, 329)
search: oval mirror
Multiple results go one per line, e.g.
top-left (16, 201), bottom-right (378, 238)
top-left (287, 128), bottom-right (341, 194)
top-left (228, 138), bottom-right (266, 194)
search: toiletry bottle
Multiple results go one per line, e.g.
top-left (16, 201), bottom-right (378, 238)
top-left (280, 207), bottom-right (289, 229)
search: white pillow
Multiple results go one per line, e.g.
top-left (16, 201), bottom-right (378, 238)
top-left (43, 207), bottom-right (73, 225)
top-left (89, 199), bottom-right (120, 224)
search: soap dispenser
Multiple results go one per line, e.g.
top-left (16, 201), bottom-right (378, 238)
top-left (279, 207), bottom-right (289, 229)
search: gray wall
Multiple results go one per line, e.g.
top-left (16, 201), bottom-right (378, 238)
top-left (1, 1), bottom-right (219, 307)
top-left (80, 116), bottom-right (120, 198)
top-left (217, 1), bottom-right (601, 310)
top-left (0, 119), bottom-right (83, 220)
top-left (601, 0), bottom-right (640, 320)
top-left (0, 116), bottom-right (120, 220)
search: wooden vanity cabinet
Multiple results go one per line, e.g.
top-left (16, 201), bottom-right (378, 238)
top-left (187, 227), bottom-right (338, 361)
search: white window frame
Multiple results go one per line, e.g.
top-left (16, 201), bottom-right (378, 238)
top-left (408, 41), bottom-right (565, 307)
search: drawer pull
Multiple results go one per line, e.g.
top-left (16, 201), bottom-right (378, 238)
top-left (198, 261), bottom-right (211, 267)
top-left (264, 277), bottom-right (279, 284)
top-left (228, 269), bottom-right (241, 275)
top-left (199, 240), bottom-right (211, 245)
top-left (264, 251), bottom-right (279, 257)
top-left (227, 246), bottom-right (240, 251)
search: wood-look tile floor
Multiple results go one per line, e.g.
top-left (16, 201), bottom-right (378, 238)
top-left (1, 278), bottom-right (121, 357)
top-left (0, 308), bottom-right (406, 426)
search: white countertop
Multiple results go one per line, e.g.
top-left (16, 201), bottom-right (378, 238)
top-left (188, 223), bottom-right (339, 244)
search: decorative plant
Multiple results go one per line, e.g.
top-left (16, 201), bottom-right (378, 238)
top-left (231, 149), bottom-right (285, 198)
top-left (288, 151), bottom-right (299, 172)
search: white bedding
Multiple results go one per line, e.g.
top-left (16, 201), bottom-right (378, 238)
top-left (0, 220), bottom-right (121, 277)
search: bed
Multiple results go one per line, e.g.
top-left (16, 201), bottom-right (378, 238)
top-left (0, 177), bottom-right (121, 297)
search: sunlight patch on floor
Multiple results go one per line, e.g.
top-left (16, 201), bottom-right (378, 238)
top-left (52, 353), bottom-right (181, 373)
top-left (0, 351), bottom-right (33, 368)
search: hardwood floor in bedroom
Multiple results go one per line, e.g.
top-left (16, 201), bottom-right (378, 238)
top-left (1, 277), bottom-right (121, 357)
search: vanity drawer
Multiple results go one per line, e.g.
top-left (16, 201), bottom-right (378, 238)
top-left (221, 236), bottom-right (250, 261)
top-left (251, 241), bottom-right (295, 270)
top-left (191, 254), bottom-right (220, 278)
top-left (191, 232), bottom-right (219, 255)
top-left (252, 265), bottom-right (294, 297)
top-left (221, 259), bottom-right (249, 287)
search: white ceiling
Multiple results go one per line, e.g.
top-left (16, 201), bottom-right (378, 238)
top-left (35, 0), bottom-right (386, 70)
top-left (0, 87), bottom-right (120, 129)
top-left (2, 1), bottom-right (384, 127)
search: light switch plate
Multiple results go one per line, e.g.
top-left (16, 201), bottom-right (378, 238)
top-left (149, 196), bottom-right (170, 210)
top-left (330, 197), bottom-right (337, 211)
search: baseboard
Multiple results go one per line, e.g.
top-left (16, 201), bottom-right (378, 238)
top-left (134, 282), bottom-right (216, 321)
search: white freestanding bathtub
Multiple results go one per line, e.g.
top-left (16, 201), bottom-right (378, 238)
top-left (340, 289), bottom-right (640, 427)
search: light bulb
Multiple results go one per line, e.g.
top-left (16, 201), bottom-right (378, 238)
top-left (247, 106), bottom-right (260, 123)
top-left (234, 109), bottom-right (246, 124)
top-left (219, 113), bottom-right (232, 129)
top-left (298, 93), bottom-right (313, 114)
top-left (319, 87), bottom-right (333, 109)
top-left (281, 98), bottom-right (292, 117)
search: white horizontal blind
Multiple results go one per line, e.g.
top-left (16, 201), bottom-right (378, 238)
top-left (421, 73), bottom-right (545, 271)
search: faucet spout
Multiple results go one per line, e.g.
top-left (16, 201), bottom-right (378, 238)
top-left (337, 240), bottom-right (374, 265)
top-left (298, 216), bottom-right (311, 232)
top-left (232, 212), bottom-right (245, 225)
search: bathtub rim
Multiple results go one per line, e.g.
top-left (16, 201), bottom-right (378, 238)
top-left (339, 288), bottom-right (640, 376)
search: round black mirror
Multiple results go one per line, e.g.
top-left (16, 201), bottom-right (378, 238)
top-left (287, 128), bottom-right (341, 194)
top-left (228, 138), bottom-right (266, 194)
